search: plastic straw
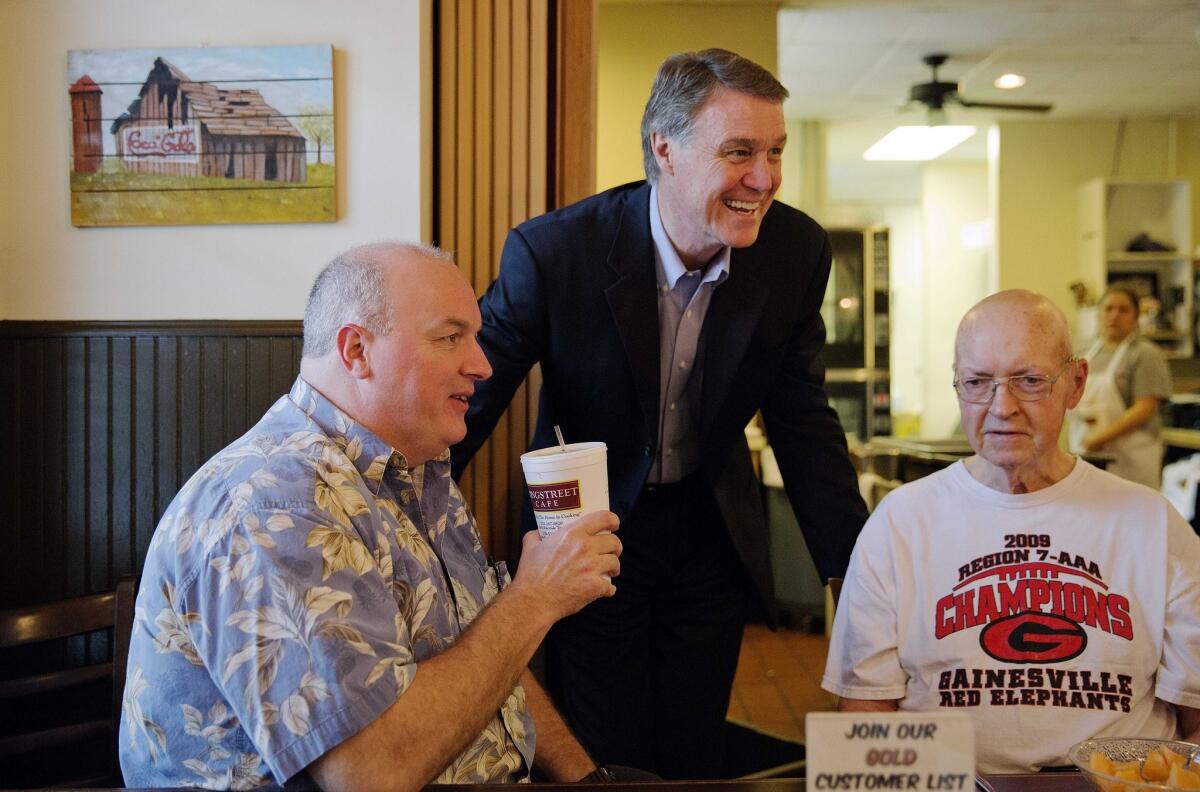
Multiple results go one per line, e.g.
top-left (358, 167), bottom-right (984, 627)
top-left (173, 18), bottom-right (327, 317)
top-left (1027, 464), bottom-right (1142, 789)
top-left (553, 425), bottom-right (567, 452)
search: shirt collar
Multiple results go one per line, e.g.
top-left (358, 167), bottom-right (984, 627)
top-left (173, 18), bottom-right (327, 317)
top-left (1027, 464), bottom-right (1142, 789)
top-left (288, 377), bottom-right (448, 493)
top-left (649, 184), bottom-right (730, 290)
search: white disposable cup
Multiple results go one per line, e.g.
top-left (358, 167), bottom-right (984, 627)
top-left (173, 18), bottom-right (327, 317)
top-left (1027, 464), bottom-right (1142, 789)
top-left (519, 442), bottom-right (609, 537)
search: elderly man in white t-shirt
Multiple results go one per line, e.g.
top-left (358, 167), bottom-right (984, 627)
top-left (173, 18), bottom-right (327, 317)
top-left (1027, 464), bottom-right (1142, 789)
top-left (823, 289), bottom-right (1200, 773)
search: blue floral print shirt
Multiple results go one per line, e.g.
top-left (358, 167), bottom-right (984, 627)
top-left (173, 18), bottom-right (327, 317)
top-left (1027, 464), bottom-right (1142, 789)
top-left (119, 378), bottom-right (533, 789)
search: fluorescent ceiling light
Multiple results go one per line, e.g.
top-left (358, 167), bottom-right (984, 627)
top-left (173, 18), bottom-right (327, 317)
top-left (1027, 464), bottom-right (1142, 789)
top-left (863, 125), bottom-right (976, 161)
top-left (994, 73), bottom-right (1026, 89)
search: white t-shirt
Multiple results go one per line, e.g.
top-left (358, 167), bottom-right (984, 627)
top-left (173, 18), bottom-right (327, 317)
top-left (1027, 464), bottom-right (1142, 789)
top-left (823, 459), bottom-right (1200, 773)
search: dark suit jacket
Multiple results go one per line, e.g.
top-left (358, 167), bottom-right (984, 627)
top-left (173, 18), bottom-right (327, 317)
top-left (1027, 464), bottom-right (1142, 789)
top-left (452, 181), bottom-right (867, 618)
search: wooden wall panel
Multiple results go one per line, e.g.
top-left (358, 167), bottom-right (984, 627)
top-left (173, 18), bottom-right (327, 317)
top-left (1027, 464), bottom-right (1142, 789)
top-left (86, 336), bottom-right (111, 595)
top-left (433, 0), bottom-right (595, 563)
top-left (473, 0), bottom-right (494, 298)
top-left (528, 2), bottom-right (550, 220)
top-left (111, 338), bottom-right (134, 584)
top-left (554, 0), bottom-right (598, 207)
top-left (65, 339), bottom-right (88, 598)
top-left (133, 337), bottom-right (157, 574)
top-left (155, 338), bottom-right (180, 542)
top-left (179, 337), bottom-right (203, 478)
top-left (0, 338), bottom-right (18, 606)
top-left (202, 337), bottom-right (226, 461)
top-left (0, 321), bottom-right (303, 610)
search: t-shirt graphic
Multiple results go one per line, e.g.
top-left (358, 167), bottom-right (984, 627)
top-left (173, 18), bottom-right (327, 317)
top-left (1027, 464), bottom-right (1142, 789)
top-left (934, 534), bottom-right (1135, 713)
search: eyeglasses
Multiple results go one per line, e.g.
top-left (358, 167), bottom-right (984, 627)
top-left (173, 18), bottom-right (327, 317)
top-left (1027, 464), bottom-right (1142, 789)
top-left (953, 358), bottom-right (1077, 404)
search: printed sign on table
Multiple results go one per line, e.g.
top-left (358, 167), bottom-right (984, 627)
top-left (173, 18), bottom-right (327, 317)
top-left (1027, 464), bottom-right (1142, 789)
top-left (806, 711), bottom-right (975, 792)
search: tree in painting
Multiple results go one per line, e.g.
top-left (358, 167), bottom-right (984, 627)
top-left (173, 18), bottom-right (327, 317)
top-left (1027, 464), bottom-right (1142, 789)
top-left (295, 105), bottom-right (334, 165)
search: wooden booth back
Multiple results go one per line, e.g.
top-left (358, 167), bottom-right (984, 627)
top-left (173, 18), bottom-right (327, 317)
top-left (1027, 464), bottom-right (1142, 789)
top-left (0, 321), bottom-right (302, 785)
top-left (0, 320), bottom-right (303, 610)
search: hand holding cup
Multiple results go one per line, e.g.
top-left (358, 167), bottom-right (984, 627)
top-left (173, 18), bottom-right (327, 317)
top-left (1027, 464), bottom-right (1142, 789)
top-left (516, 510), bottom-right (622, 620)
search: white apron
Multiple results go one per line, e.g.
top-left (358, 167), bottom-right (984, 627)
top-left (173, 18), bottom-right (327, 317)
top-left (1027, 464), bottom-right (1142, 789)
top-left (1068, 336), bottom-right (1163, 488)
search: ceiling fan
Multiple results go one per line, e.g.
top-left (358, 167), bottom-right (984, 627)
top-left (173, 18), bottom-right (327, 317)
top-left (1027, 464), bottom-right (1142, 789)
top-left (908, 53), bottom-right (1053, 118)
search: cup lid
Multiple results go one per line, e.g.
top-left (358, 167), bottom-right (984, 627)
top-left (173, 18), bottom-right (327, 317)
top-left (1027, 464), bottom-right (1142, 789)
top-left (520, 441), bottom-right (607, 464)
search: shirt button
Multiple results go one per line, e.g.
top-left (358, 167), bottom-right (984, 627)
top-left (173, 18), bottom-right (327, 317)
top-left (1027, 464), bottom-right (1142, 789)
top-left (679, 360), bottom-right (688, 369)
top-left (686, 309), bottom-right (693, 318)
top-left (669, 402), bottom-right (677, 411)
top-left (665, 448), bottom-right (674, 456)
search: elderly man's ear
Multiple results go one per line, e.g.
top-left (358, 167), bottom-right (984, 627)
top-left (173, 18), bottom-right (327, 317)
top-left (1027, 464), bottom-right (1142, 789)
top-left (1065, 357), bottom-right (1089, 409)
top-left (336, 323), bottom-right (372, 379)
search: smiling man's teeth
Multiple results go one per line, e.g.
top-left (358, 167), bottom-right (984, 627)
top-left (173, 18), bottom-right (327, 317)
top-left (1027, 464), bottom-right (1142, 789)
top-left (724, 199), bottom-right (758, 213)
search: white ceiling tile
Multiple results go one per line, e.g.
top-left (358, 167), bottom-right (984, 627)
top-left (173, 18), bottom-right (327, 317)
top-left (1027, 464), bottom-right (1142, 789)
top-left (1139, 6), bottom-right (1200, 40)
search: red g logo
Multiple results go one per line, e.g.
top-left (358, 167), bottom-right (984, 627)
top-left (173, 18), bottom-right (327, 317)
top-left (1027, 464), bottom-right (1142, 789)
top-left (980, 612), bottom-right (1087, 663)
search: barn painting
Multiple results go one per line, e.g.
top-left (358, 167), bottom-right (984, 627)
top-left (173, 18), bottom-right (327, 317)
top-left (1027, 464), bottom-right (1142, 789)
top-left (67, 44), bottom-right (334, 226)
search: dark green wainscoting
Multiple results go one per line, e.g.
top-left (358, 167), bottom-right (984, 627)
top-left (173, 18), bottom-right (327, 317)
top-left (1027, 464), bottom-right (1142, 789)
top-left (0, 320), bottom-right (303, 612)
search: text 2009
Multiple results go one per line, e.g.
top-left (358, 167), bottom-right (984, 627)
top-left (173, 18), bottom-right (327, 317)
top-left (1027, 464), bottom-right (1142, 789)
top-left (1003, 534), bottom-right (1050, 548)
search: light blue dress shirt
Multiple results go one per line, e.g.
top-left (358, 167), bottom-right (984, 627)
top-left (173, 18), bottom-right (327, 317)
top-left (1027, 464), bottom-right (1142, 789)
top-left (648, 185), bottom-right (730, 483)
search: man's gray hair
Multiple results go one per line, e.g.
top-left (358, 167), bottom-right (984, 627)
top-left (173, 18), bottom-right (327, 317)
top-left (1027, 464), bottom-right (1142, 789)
top-left (640, 48), bottom-right (789, 184)
top-left (302, 242), bottom-right (455, 358)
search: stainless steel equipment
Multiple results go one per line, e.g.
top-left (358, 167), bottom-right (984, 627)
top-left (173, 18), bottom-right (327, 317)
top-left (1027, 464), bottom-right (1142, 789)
top-left (823, 226), bottom-right (891, 439)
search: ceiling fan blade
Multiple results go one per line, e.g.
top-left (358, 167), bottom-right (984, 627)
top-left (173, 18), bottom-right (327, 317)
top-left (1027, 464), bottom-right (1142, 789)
top-left (956, 97), bottom-right (1053, 113)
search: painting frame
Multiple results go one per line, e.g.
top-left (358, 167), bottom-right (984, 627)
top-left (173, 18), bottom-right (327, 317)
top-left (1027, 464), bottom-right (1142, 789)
top-left (67, 44), bottom-right (335, 227)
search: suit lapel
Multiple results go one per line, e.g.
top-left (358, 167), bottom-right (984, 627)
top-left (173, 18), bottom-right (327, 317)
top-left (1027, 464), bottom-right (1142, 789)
top-left (700, 245), bottom-right (767, 435)
top-left (603, 184), bottom-right (661, 440)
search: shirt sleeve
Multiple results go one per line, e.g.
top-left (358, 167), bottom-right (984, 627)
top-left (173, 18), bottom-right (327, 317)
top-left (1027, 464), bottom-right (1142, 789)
top-left (1130, 341), bottom-right (1172, 402)
top-left (1155, 506), bottom-right (1200, 709)
top-left (822, 509), bottom-right (908, 700)
top-left (179, 503), bottom-right (415, 784)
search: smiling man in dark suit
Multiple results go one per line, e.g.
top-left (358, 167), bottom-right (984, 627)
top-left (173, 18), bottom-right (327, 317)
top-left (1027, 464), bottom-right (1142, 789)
top-left (452, 48), bottom-right (868, 779)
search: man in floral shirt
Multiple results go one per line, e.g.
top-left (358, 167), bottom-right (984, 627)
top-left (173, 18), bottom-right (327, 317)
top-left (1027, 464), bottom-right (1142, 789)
top-left (120, 243), bottom-right (622, 790)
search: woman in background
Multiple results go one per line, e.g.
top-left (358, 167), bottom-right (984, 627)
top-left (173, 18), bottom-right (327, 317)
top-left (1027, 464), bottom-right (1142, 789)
top-left (1070, 286), bottom-right (1172, 488)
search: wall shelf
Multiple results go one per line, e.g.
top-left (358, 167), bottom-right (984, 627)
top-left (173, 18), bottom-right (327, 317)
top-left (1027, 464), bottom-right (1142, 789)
top-left (1106, 251), bottom-right (1185, 263)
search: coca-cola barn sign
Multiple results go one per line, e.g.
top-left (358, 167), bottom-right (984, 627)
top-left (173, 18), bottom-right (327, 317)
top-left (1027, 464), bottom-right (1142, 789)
top-left (121, 123), bottom-right (201, 164)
